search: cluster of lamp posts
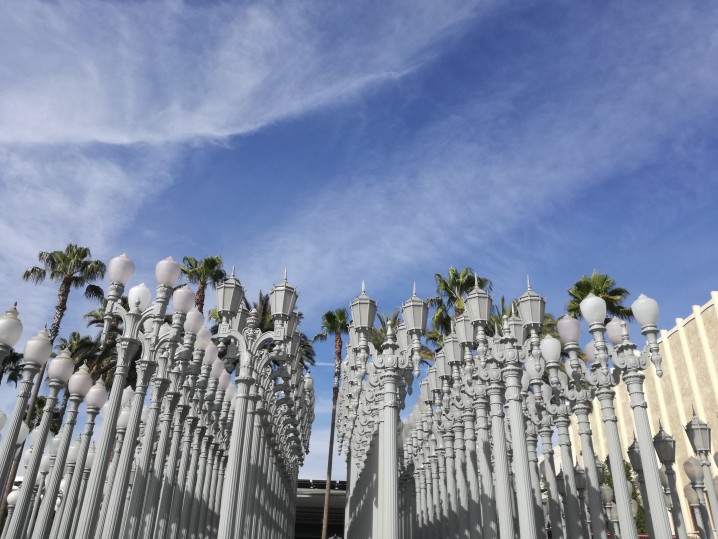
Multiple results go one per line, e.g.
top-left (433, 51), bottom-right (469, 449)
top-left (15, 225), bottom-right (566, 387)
top-left (337, 279), bottom-right (715, 539)
top-left (0, 254), bottom-right (314, 539)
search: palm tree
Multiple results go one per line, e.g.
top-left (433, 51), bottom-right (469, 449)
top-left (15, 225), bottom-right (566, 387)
top-left (246, 291), bottom-right (273, 332)
top-left (181, 256), bottom-right (227, 313)
top-left (313, 308), bottom-right (349, 539)
top-left (371, 309), bottom-right (400, 350)
top-left (83, 298), bottom-right (138, 388)
top-left (21, 244), bottom-right (106, 429)
top-left (0, 351), bottom-right (23, 386)
top-left (566, 271), bottom-right (632, 321)
top-left (428, 266), bottom-right (493, 338)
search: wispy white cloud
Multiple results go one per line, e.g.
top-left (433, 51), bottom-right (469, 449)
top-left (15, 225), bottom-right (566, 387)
top-left (0, 0), bottom-right (491, 334)
top-left (233, 2), bottom-right (718, 320)
top-left (0, 0), bottom-right (489, 145)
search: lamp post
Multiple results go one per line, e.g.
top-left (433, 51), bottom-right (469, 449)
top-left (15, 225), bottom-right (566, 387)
top-left (685, 411), bottom-right (718, 537)
top-left (557, 314), bottom-right (608, 539)
top-left (31, 363), bottom-right (94, 539)
top-left (685, 457), bottom-right (712, 539)
top-left (6, 350), bottom-right (75, 537)
top-left (0, 328), bottom-right (51, 493)
top-left (581, 293), bottom-right (640, 538)
top-left (627, 435), bottom-right (655, 539)
top-left (653, 424), bottom-right (689, 539)
top-left (600, 294), bottom-right (672, 538)
top-left (52, 379), bottom-right (108, 539)
top-left (684, 484), bottom-right (707, 539)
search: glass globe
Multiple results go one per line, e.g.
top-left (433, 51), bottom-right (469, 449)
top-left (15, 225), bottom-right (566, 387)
top-left (195, 326), bottom-right (212, 350)
top-left (128, 283), bottom-right (152, 312)
top-left (184, 308), bottom-right (204, 334)
top-left (23, 329), bottom-right (52, 367)
top-left (210, 358), bottom-right (224, 380)
top-left (117, 405), bottom-right (131, 430)
top-left (0, 305), bottom-right (23, 348)
top-left (172, 287), bottom-right (196, 314)
top-left (218, 371), bottom-right (231, 391)
top-left (68, 365), bottom-right (93, 397)
top-left (580, 293), bottom-right (607, 325)
top-left (47, 351), bottom-right (75, 384)
top-left (155, 257), bottom-right (181, 287)
top-left (67, 440), bottom-right (80, 465)
top-left (85, 380), bottom-right (109, 409)
top-left (203, 342), bottom-right (219, 366)
top-left (108, 254), bottom-right (135, 285)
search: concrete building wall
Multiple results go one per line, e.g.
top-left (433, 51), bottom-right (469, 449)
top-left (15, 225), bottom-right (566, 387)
top-left (566, 291), bottom-right (718, 535)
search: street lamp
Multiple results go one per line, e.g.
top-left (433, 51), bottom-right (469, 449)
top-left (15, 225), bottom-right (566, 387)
top-left (685, 456), bottom-right (711, 539)
top-left (5, 350), bottom-right (74, 537)
top-left (0, 328), bottom-right (51, 493)
top-left (685, 411), bottom-right (718, 535)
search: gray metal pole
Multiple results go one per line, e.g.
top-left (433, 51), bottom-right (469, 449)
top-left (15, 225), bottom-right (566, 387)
top-left (52, 408), bottom-right (99, 539)
top-left (74, 337), bottom-right (141, 539)
top-left (0, 365), bottom-right (38, 494)
top-left (6, 382), bottom-right (61, 537)
top-left (217, 366), bottom-right (252, 539)
top-left (622, 369), bottom-right (673, 538)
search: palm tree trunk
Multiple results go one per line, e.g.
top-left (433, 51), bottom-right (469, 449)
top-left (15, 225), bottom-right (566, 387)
top-left (321, 332), bottom-right (343, 539)
top-left (195, 281), bottom-right (206, 313)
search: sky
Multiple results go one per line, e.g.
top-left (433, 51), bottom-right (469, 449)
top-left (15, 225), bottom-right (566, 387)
top-left (1, 0), bottom-right (718, 480)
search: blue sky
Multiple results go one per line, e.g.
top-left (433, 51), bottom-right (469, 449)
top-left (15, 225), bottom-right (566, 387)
top-left (1, 1), bottom-right (718, 479)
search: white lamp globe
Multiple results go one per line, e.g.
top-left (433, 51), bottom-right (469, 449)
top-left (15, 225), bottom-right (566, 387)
top-left (47, 350), bottom-right (75, 384)
top-left (557, 316), bottom-right (581, 344)
top-left (121, 386), bottom-right (135, 406)
top-left (218, 370), bottom-right (231, 391)
top-left (128, 283), bottom-right (152, 312)
top-left (85, 443), bottom-right (96, 470)
top-left (0, 304), bottom-right (23, 348)
top-left (584, 341), bottom-right (596, 364)
top-left (108, 254), bottom-right (135, 285)
top-left (67, 440), bottom-right (80, 465)
top-left (68, 365), bottom-right (93, 397)
top-left (49, 434), bottom-right (62, 456)
top-left (203, 342), bottom-right (219, 366)
top-left (539, 335), bottom-right (562, 364)
top-left (605, 317), bottom-right (625, 346)
top-left (632, 294), bottom-right (659, 327)
top-left (172, 287), bottom-right (196, 314)
top-left (117, 405), bottom-right (131, 430)
top-left (28, 428), bottom-right (41, 449)
top-left (579, 293), bottom-right (607, 326)
top-left (16, 422), bottom-right (29, 445)
top-left (21, 448), bottom-right (32, 466)
top-left (23, 328), bottom-right (52, 367)
top-left (85, 380), bottom-right (108, 410)
top-left (184, 308), bottom-right (204, 334)
top-left (7, 490), bottom-right (19, 507)
top-left (210, 359), bottom-right (224, 380)
top-left (0, 409), bottom-right (6, 432)
top-left (155, 257), bottom-right (181, 287)
top-left (195, 326), bottom-right (211, 350)
top-left (39, 455), bottom-right (51, 474)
